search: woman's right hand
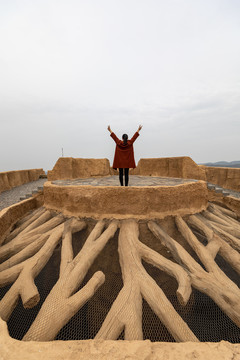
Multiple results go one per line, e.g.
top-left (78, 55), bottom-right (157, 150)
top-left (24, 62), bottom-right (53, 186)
top-left (107, 125), bottom-right (112, 133)
top-left (138, 125), bottom-right (143, 132)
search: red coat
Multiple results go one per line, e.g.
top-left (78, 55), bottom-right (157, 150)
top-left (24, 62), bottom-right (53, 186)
top-left (111, 132), bottom-right (139, 169)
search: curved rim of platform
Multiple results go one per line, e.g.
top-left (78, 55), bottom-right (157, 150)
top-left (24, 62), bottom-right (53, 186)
top-left (43, 180), bottom-right (208, 220)
top-left (51, 175), bottom-right (199, 188)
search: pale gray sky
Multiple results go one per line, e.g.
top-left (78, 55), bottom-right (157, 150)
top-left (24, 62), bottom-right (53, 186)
top-left (0, 0), bottom-right (239, 172)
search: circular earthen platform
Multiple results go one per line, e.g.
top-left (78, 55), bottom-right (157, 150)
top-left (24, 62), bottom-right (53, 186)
top-left (44, 176), bottom-right (208, 219)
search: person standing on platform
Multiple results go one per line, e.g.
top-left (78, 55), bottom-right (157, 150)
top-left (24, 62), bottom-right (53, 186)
top-left (107, 125), bottom-right (142, 186)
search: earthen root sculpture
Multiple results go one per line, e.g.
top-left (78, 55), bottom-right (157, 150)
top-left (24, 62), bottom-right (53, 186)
top-left (0, 202), bottom-right (239, 342)
top-left (0, 208), bottom-right (119, 341)
top-left (148, 206), bottom-right (240, 329)
top-left (96, 204), bottom-right (240, 341)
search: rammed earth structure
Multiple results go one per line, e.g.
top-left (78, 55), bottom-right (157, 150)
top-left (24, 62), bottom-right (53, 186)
top-left (0, 157), bottom-right (240, 360)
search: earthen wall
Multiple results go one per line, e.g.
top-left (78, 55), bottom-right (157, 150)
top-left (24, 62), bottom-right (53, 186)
top-left (131, 157), bottom-right (206, 180)
top-left (47, 158), bottom-right (111, 181)
top-left (0, 169), bottom-right (45, 194)
top-left (47, 157), bottom-right (240, 192)
top-left (202, 165), bottom-right (240, 192)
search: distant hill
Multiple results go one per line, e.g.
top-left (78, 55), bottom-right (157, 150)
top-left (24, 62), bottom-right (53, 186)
top-left (200, 161), bottom-right (240, 168)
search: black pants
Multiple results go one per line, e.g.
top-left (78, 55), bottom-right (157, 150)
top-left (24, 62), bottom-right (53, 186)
top-left (119, 168), bottom-right (129, 186)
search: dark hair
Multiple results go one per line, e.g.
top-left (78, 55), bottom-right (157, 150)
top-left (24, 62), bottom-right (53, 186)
top-left (122, 134), bottom-right (128, 145)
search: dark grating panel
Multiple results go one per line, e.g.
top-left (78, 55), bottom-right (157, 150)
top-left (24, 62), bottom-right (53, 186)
top-left (142, 261), bottom-right (240, 343)
top-left (0, 229), bottom-right (239, 343)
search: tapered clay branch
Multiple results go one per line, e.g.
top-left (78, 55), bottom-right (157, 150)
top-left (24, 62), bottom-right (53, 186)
top-left (148, 221), bottom-right (203, 275)
top-left (69, 270), bottom-right (105, 311)
top-left (205, 239), bottom-right (221, 258)
top-left (203, 210), bottom-right (240, 238)
top-left (208, 221), bottom-right (240, 239)
top-left (203, 220), bottom-right (240, 252)
top-left (0, 234), bottom-right (49, 272)
top-left (208, 204), bottom-right (240, 227)
top-left (203, 210), bottom-right (232, 227)
top-left (150, 217), bottom-right (240, 328)
top-left (4, 207), bottom-right (46, 244)
top-left (12, 210), bottom-right (52, 239)
top-left (188, 214), bottom-right (240, 275)
top-left (24, 270), bottom-right (105, 342)
top-left (59, 222), bottom-right (74, 277)
top-left (175, 216), bottom-right (219, 273)
top-left (139, 242), bottom-right (192, 305)
top-left (16, 207), bottom-right (45, 227)
top-left (205, 205), bottom-right (240, 238)
top-left (212, 203), bottom-right (238, 220)
top-left (68, 220), bottom-right (116, 291)
top-left (96, 220), bottom-right (198, 342)
top-left (23, 220), bottom-right (118, 341)
top-left (0, 215), bottom-right (64, 262)
top-left (0, 219), bottom-right (86, 321)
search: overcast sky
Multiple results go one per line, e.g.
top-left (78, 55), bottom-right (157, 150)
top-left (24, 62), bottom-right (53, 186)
top-left (0, 0), bottom-right (239, 172)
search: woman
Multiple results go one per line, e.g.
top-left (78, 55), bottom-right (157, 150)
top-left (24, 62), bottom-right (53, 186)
top-left (108, 125), bottom-right (142, 186)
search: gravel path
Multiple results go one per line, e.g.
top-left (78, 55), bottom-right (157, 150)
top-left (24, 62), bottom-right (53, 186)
top-left (223, 188), bottom-right (240, 199)
top-left (0, 179), bottom-right (47, 211)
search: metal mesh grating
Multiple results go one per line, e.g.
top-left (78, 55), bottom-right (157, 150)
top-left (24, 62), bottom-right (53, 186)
top-left (0, 225), bottom-right (240, 343)
top-left (143, 260), bottom-right (240, 342)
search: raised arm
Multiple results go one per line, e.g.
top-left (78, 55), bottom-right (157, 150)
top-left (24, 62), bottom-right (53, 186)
top-left (108, 125), bottom-right (122, 145)
top-left (137, 124), bottom-right (143, 133)
top-left (129, 125), bottom-right (143, 144)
